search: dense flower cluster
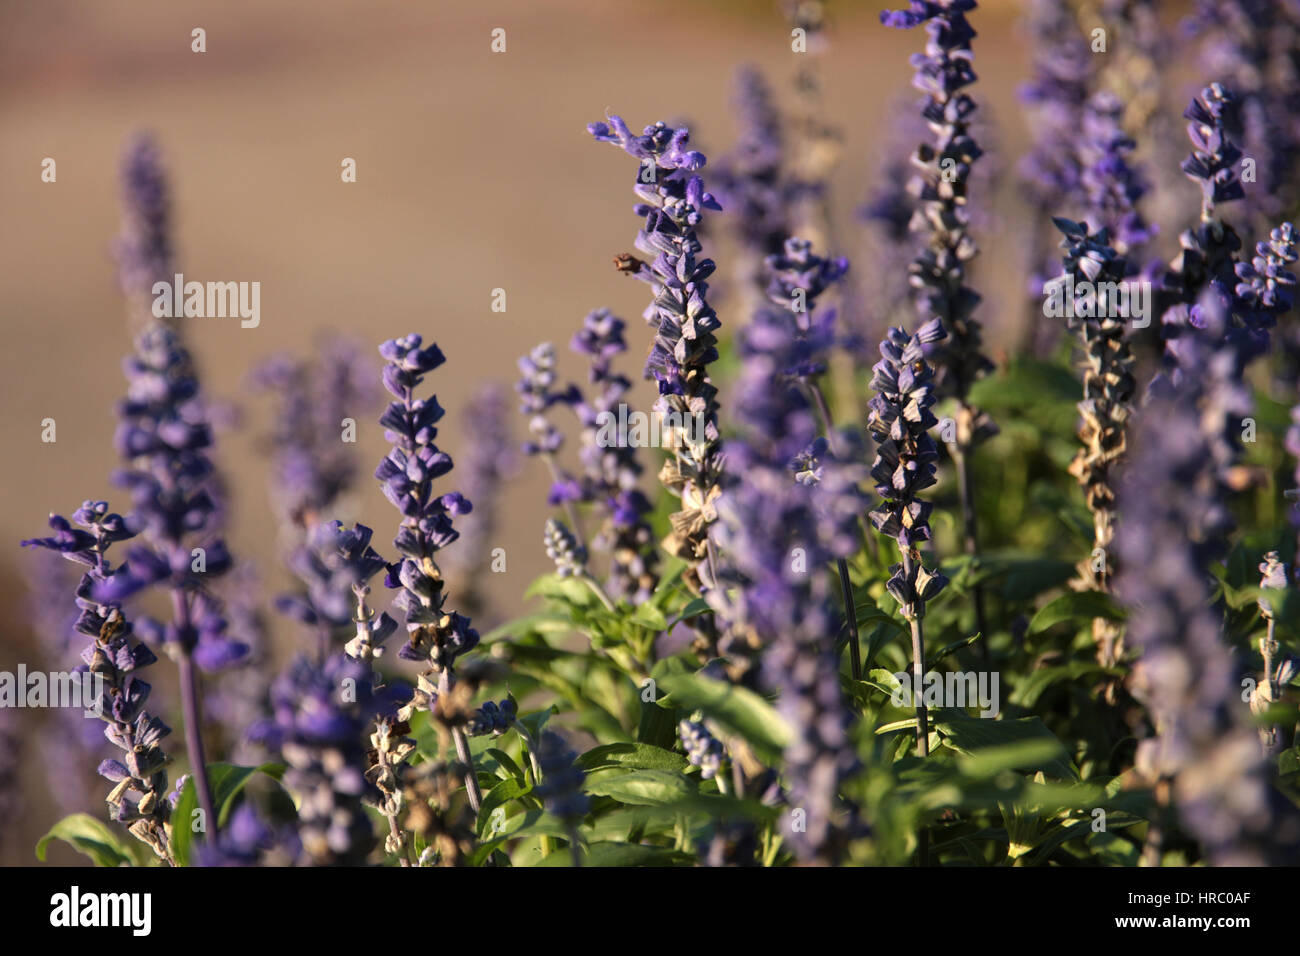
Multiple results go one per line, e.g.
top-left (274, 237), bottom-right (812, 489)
top-left (711, 67), bottom-right (793, 299)
top-left (467, 699), bottom-right (517, 738)
top-left (1078, 92), bottom-right (1156, 260)
top-left (543, 517), bottom-right (587, 579)
top-left (1159, 84), bottom-right (1248, 350)
top-left (1018, 0), bottom-right (1092, 242)
top-left (18, 6), bottom-right (1300, 877)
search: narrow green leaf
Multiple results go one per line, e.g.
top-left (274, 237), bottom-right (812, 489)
top-left (36, 813), bottom-right (145, 867)
top-left (1028, 591), bottom-right (1126, 634)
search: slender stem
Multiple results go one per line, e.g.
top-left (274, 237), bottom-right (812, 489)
top-left (901, 552), bottom-right (930, 759)
top-left (808, 380), bottom-right (836, 439)
top-left (806, 378), bottom-right (866, 680)
top-left (1262, 620), bottom-right (1279, 753)
top-left (542, 452), bottom-right (586, 548)
top-left (568, 825), bottom-right (583, 867)
top-left (581, 571), bottom-right (617, 614)
top-left (839, 559), bottom-right (862, 681)
top-left (951, 436), bottom-right (990, 662)
top-left (171, 590), bottom-right (216, 837)
top-left (452, 725), bottom-right (483, 813)
top-left (903, 549), bottom-right (931, 868)
top-left (388, 814), bottom-right (410, 867)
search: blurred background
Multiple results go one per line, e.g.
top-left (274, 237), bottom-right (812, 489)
top-left (0, 0), bottom-right (1198, 862)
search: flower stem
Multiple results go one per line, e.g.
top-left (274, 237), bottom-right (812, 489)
top-left (839, 559), bottom-right (862, 681)
top-left (951, 435), bottom-right (990, 662)
top-left (902, 549), bottom-right (932, 866)
top-left (543, 452), bottom-right (586, 548)
top-left (175, 640), bottom-right (216, 833)
top-left (452, 725), bottom-right (482, 813)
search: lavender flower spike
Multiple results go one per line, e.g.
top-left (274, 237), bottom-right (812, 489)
top-left (1047, 218), bottom-right (1137, 667)
top-left (374, 334), bottom-right (482, 814)
top-left (883, 0), bottom-right (996, 652)
top-left (111, 137), bottom-right (245, 833)
top-left (589, 116), bottom-right (725, 599)
top-left (866, 319), bottom-right (950, 780)
top-left (22, 503), bottom-right (174, 861)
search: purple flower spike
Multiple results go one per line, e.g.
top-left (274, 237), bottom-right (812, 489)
top-left (866, 320), bottom-right (948, 554)
top-left (591, 114), bottom-right (725, 599)
top-left (22, 504), bottom-right (174, 861)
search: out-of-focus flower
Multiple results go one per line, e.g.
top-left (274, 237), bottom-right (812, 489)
top-left (1117, 363), bottom-right (1300, 864)
top-left (534, 731), bottom-right (589, 822)
top-left (249, 653), bottom-right (382, 866)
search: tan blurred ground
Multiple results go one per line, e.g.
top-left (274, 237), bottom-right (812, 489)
top-left (0, 0), bottom-right (1056, 862)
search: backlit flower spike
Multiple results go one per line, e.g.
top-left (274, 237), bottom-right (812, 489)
top-left (590, 115), bottom-right (725, 599)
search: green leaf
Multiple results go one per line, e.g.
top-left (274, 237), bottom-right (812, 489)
top-left (585, 769), bottom-right (695, 806)
top-left (671, 597), bottom-right (712, 626)
top-left (211, 762), bottom-right (282, 825)
top-left (1009, 661), bottom-right (1109, 708)
top-left (466, 809), bottom-right (574, 866)
top-left (171, 777), bottom-right (199, 867)
top-left (477, 777), bottom-right (534, 836)
top-left (657, 671), bottom-right (792, 762)
top-left (172, 762), bottom-right (283, 866)
top-left (486, 748), bottom-right (527, 783)
top-left (525, 573), bottom-right (598, 606)
top-left (926, 633), bottom-right (981, 668)
top-left (631, 603), bottom-right (668, 630)
top-left (1028, 591), bottom-right (1126, 634)
top-left (578, 743), bottom-right (689, 774)
top-left (960, 738), bottom-right (1075, 780)
top-left (37, 813), bottom-right (147, 867)
top-left (516, 705), bottom-right (557, 741)
top-left (937, 715), bottom-right (1077, 780)
top-left (636, 693), bottom-right (679, 749)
